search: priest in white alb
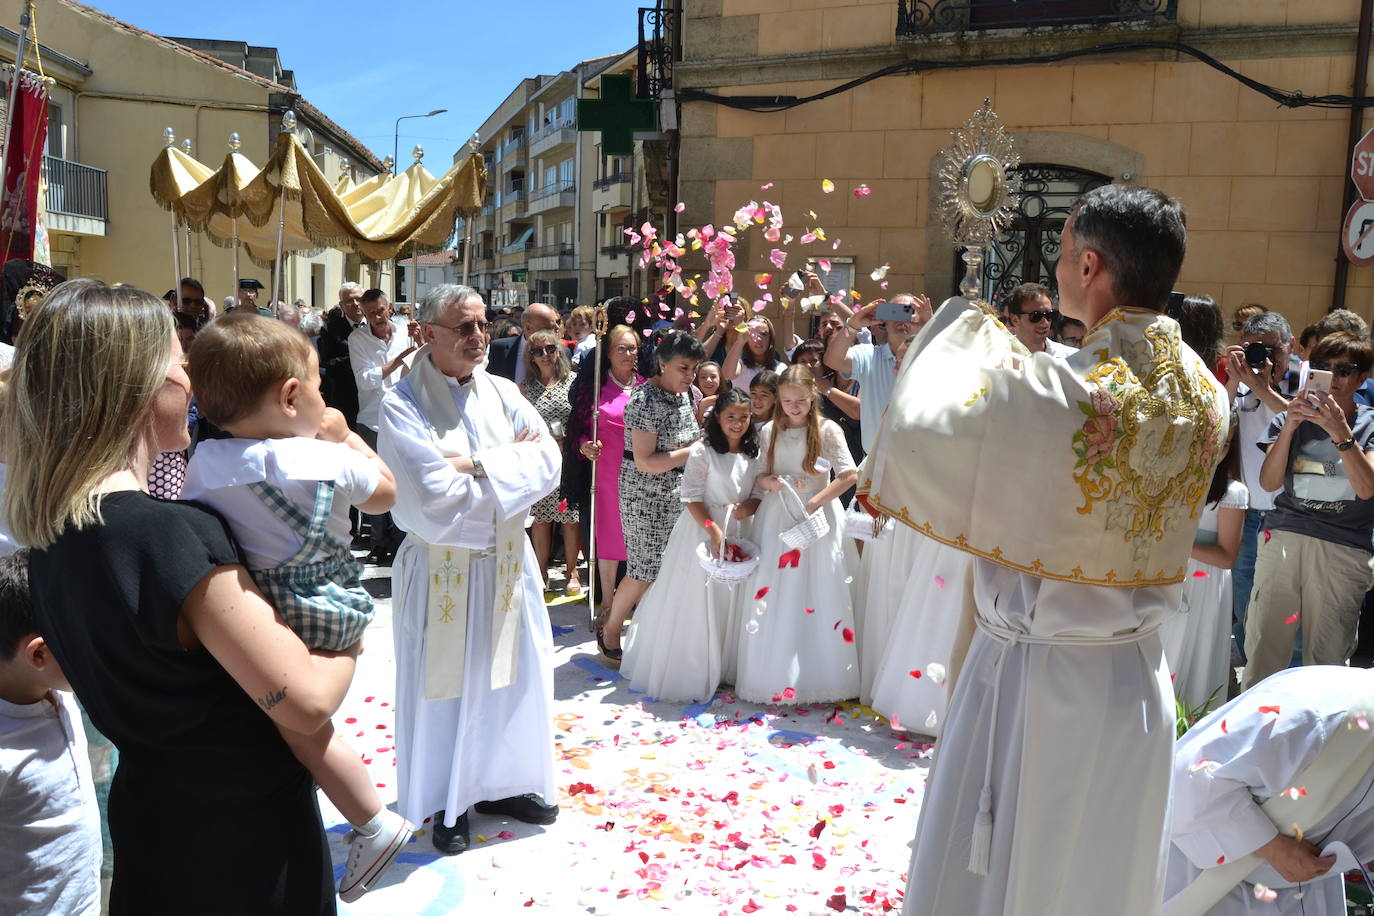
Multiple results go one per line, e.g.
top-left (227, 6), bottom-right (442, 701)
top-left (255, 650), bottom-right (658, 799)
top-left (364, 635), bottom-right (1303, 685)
top-left (1165, 666), bottom-right (1374, 915)
top-left (379, 283), bottom-right (561, 854)
top-left (858, 185), bottom-right (1230, 915)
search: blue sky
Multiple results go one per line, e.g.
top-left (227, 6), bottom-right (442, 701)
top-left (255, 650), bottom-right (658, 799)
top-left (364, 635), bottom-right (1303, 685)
top-left (92, 0), bottom-right (641, 163)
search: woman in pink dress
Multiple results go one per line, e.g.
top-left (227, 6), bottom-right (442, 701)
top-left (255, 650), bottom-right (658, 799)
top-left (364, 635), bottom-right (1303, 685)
top-left (570, 324), bottom-right (644, 620)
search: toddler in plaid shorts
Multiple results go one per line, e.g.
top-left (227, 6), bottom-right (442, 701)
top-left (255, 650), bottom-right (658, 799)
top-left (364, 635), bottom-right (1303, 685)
top-left (182, 314), bottom-right (413, 903)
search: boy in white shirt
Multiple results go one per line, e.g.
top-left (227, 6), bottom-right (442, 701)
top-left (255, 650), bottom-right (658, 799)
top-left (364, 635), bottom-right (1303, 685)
top-left (182, 313), bottom-right (412, 902)
top-left (0, 550), bottom-right (102, 916)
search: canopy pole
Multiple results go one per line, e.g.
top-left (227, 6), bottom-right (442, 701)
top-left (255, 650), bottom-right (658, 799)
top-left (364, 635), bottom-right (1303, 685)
top-left (270, 111), bottom-right (297, 314)
top-left (410, 238), bottom-right (419, 303)
top-left (462, 214), bottom-right (473, 287)
top-left (231, 216), bottom-right (240, 310)
top-left (0, 4), bottom-right (32, 213)
top-left (163, 128), bottom-right (181, 311)
top-left (586, 304), bottom-right (609, 631)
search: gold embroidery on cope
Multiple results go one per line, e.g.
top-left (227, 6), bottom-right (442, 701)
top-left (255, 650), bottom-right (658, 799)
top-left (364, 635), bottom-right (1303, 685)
top-left (1071, 319), bottom-right (1225, 559)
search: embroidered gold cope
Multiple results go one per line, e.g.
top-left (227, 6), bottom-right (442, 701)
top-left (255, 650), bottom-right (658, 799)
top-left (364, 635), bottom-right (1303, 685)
top-left (858, 299), bottom-right (1229, 588)
top-left (408, 349), bottom-right (526, 700)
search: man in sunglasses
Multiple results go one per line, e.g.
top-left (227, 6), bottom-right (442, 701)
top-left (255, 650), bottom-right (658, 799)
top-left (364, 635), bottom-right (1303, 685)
top-left (999, 282), bottom-right (1075, 358)
top-left (1224, 310), bottom-right (1297, 661)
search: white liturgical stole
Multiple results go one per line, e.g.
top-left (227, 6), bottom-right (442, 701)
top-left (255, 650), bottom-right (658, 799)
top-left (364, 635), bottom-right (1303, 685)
top-left (408, 349), bottom-right (526, 700)
top-left (858, 299), bottom-right (1229, 588)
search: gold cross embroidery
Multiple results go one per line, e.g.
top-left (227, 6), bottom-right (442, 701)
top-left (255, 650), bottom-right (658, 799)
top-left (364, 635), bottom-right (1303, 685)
top-left (437, 594), bottom-right (455, 623)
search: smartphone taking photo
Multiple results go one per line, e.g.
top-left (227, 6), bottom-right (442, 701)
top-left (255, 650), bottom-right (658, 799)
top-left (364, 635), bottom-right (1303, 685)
top-left (874, 299), bottom-right (914, 323)
top-left (1306, 369), bottom-right (1332, 407)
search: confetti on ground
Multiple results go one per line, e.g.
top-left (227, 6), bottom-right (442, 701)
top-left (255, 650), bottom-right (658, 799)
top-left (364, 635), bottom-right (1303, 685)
top-left (322, 571), bottom-right (927, 914)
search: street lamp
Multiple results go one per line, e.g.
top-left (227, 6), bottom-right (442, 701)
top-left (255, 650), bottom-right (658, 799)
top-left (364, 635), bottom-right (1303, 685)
top-left (393, 109), bottom-right (447, 175)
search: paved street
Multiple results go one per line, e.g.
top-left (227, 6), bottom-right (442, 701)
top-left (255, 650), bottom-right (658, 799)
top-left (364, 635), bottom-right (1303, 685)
top-left (324, 563), bottom-right (929, 915)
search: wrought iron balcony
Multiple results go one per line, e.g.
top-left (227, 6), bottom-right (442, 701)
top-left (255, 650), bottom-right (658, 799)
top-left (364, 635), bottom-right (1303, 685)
top-left (42, 155), bottom-right (108, 222)
top-left (600, 244), bottom-right (628, 257)
top-left (593, 173), bottom-right (631, 191)
top-left (896, 0), bottom-right (1177, 36)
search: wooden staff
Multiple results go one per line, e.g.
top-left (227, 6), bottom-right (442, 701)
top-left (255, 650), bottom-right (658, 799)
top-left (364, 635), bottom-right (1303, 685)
top-left (586, 304), bottom-right (609, 631)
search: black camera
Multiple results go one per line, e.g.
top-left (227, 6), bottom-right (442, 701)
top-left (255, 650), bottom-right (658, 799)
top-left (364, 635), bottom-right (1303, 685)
top-left (1244, 342), bottom-right (1274, 369)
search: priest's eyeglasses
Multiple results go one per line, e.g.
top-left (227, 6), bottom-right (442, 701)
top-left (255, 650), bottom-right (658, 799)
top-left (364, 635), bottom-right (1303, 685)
top-left (428, 318), bottom-right (490, 338)
top-left (1310, 360), bottom-right (1362, 379)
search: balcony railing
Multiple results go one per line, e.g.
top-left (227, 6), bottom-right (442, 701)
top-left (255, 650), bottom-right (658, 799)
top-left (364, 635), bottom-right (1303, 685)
top-left (42, 155), bottom-right (108, 221)
top-left (593, 173), bottom-right (632, 191)
top-left (535, 117), bottom-right (575, 141)
top-left (530, 243), bottom-right (574, 258)
top-left (896, 0), bottom-right (1177, 35)
top-left (501, 238), bottom-right (533, 256)
top-left (600, 244), bottom-right (628, 257)
top-left (531, 179), bottom-right (575, 201)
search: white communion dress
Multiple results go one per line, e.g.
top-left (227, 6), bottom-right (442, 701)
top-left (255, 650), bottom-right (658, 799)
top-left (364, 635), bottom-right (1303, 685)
top-left (623, 443), bottom-right (762, 703)
top-left (733, 420), bottom-right (860, 704)
top-left (1161, 479), bottom-right (1249, 711)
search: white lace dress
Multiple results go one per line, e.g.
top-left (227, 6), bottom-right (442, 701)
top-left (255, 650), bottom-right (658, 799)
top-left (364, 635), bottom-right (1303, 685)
top-left (622, 443), bottom-right (762, 703)
top-left (733, 420), bottom-right (860, 704)
top-left (1161, 479), bottom-right (1249, 710)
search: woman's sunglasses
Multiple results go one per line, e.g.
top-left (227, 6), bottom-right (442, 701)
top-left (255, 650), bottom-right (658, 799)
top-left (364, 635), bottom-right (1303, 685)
top-left (1309, 360), bottom-right (1363, 379)
top-left (532, 345), bottom-right (559, 357)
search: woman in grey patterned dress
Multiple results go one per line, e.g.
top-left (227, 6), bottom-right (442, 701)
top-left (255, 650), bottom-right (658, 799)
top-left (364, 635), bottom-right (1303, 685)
top-left (522, 330), bottom-right (583, 595)
top-left (599, 329), bottom-right (706, 665)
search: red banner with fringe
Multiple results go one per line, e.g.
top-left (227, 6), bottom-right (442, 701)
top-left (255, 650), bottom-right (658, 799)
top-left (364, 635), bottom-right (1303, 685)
top-left (0, 69), bottom-right (48, 262)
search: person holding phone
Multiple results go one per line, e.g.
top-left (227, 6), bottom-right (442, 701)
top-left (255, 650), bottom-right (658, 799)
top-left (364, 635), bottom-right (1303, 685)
top-left (822, 291), bottom-right (932, 454)
top-left (1241, 331), bottom-right (1374, 689)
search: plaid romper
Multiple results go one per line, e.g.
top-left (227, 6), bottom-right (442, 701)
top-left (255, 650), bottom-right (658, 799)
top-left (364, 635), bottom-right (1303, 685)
top-left (247, 479), bottom-right (373, 651)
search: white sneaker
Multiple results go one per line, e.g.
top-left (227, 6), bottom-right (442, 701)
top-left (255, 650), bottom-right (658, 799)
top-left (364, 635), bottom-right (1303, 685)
top-left (338, 809), bottom-right (414, 902)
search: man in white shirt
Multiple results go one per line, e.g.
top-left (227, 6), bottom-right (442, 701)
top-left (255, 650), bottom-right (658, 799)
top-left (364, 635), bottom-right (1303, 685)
top-left (823, 292), bottom-right (932, 454)
top-left (350, 289), bottom-right (422, 564)
top-left (1000, 282), bottom-right (1076, 358)
top-left (1223, 310), bottom-right (1295, 660)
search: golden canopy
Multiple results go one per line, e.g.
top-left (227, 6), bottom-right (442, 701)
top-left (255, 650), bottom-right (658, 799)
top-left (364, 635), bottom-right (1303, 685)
top-left (150, 133), bottom-right (487, 267)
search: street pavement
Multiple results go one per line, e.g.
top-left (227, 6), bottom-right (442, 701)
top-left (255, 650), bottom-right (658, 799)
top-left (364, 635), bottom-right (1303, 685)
top-left (326, 562), bottom-right (929, 915)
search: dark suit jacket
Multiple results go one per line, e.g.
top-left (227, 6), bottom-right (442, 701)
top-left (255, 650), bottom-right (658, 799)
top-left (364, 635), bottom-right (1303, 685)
top-left (318, 306), bottom-right (361, 427)
top-left (486, 334), bottom-right (522, 382)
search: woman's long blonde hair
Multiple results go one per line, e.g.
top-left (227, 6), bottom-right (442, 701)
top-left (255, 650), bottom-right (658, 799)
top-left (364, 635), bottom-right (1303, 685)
top-left (765, 364), bottom-right (823, 476)
top-left (5, 279), bottom-right (173, 547)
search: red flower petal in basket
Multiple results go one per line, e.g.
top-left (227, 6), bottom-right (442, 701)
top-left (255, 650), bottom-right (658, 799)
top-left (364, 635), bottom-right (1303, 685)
top-left (778, 548), bottom-right (801, 568)
top-left (754, 586), bottom-right (770, 600)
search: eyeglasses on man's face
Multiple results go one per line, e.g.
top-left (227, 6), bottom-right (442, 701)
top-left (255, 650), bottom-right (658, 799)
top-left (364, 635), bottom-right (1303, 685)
top-left (428, 318), bottom-right (490, 338)
top-left (1017, 309), bottom-right (1057, 324)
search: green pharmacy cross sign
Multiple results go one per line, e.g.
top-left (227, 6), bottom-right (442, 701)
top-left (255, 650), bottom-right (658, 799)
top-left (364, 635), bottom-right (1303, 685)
top-left (577, 74), bottom-right (657, 157)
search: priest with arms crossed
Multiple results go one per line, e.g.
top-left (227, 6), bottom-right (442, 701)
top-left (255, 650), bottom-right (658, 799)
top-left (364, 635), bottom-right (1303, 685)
top-left (858, 185), bottom-right (1229, 915)
top-left (379, 283), bottom-right (561, 854)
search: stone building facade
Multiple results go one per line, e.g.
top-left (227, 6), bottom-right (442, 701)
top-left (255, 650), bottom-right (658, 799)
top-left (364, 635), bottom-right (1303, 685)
top-left (675, 0), bottom-right (1371, 329)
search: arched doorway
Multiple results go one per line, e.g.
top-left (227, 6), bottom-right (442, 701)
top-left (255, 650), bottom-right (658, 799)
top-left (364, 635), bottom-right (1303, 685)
top-left (955, 163), bottom-right (1110, 303)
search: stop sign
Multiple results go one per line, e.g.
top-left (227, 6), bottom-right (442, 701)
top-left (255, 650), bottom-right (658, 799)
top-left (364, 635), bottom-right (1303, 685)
top-left (1354, 128), bottom-right (1374, 201)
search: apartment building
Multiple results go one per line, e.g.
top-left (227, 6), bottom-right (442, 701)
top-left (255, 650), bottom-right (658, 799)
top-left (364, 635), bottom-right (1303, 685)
top-left (455, 50), bottom-right (668, 310)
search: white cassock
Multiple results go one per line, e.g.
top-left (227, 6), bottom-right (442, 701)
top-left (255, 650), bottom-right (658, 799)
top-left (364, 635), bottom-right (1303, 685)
top-left (904, 562), bottom-right (1180, 915)
top-left (1166, 666), bottom-right (1374, 915)
top-left (379, 370), bottom-right (561, 830)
